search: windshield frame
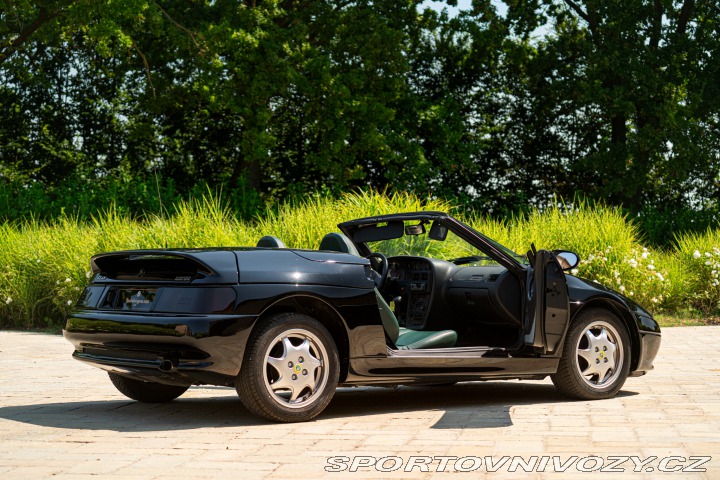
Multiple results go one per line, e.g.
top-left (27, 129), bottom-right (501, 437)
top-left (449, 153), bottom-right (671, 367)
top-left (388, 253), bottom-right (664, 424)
top-left (338, 211), bottom-right (528, 275)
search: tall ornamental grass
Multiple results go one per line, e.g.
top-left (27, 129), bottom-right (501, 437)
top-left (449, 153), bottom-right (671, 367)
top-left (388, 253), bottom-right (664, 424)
top-left (0, 190), bottom-right (717, 329)
top-left (256, 190), bottom-right (454, 249)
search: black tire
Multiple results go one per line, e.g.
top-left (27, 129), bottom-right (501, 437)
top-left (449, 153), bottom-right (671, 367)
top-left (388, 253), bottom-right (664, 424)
top-left (551, 308), bottom-right (631, 400)
top-left (108, 372), bottom-right (189, 403)
top-left (236, 313), bottom-right (339, 422)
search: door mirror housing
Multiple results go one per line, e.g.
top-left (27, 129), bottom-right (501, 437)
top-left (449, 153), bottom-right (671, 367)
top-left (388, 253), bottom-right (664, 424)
top-left (552, 250), bottom-right (580, 270)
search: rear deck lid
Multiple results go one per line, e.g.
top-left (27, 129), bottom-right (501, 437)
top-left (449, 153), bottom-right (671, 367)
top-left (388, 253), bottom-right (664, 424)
top-left (90, 250), bottom-right (239, 285)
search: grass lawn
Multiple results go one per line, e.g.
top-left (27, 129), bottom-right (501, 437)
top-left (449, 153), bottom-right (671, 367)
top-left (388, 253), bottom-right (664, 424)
top-left (655, 314), bottom-right (720, 327)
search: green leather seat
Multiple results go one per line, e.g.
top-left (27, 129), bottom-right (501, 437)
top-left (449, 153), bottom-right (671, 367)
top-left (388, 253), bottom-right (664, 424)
top-left (319, 232), bottom-right (458, 350)
top-left (375, 290), bottom-right (457, 350)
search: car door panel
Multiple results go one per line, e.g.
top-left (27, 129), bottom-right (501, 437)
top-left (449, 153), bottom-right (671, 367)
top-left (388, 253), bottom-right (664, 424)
top-left (524, 250), bottom-right (570, 354)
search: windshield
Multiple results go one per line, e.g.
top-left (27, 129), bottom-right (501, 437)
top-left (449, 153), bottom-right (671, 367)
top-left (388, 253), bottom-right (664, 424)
top-left (467, 227), bottom-right (529, 265)
top-left (365, 220), bottom-right (527, 266)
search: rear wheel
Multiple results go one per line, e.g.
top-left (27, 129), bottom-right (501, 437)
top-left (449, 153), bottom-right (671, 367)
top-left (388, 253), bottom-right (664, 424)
top-left (236, 313), bottom-right (339, 422)
top-left (551, 309), bottom-right (631, 400)
top-left (108, 372), bottom-right (189, 402)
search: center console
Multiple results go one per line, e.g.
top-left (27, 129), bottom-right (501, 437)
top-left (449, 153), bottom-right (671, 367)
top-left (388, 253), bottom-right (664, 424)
top-left (387, 258), bottom-right (433, 329)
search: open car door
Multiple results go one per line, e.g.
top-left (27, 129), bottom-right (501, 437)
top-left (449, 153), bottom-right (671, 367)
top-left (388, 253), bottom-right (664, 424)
top-left (524, 249), bottom-right (570, 354)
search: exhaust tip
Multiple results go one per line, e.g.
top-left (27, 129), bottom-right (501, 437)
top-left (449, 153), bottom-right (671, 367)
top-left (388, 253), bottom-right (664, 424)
top-left (160, 359), bottom-right (174, 372)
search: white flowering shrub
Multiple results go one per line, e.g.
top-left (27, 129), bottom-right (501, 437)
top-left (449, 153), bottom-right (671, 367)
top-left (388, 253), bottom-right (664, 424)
top-left (673, 227), bottom-right (720, 315)
top-left (685, 247), bottom-right (720, 314)
top-left (574, 246), bottom-right (671, 312)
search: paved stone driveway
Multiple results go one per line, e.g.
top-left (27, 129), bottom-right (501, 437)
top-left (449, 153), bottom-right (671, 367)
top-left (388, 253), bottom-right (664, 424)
top-left (0, 327), bottom-right (718, 479)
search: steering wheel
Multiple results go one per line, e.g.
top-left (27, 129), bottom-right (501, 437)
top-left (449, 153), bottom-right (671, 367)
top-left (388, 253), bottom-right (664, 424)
top-left (365, 252), bottom-right (388, 289)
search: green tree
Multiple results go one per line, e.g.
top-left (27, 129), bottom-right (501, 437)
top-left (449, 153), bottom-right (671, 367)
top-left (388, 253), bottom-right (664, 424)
top-left (1, 1), bottom-right (434, 200)
top-left (503, 0), bottom-right (720, 215)
top-left (1, 0), bottom-right (719, 241)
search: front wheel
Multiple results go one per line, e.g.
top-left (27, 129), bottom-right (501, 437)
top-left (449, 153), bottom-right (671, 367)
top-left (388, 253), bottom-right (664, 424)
top-left (236, 313), bottom-right (339, 422)
top-left (108, 372), bottom-right (189, 402)
top-left (551, 309), bottom-right (631, 400)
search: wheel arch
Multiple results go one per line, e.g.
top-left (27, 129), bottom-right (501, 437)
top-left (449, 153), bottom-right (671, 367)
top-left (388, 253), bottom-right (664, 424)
top-left (252, 294), bottom-right (351, 382)
top-left (570, 298), bottom-right (641, 372)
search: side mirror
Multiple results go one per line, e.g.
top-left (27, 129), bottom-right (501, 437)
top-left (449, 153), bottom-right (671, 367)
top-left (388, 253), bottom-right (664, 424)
top-left (552, 250), bottom-right (580, 270)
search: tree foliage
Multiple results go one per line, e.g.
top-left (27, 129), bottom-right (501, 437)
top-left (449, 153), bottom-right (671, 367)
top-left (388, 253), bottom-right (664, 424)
top-left (0, 0), bottom-right (718, 242)
top-left (527, 0), bottom-right (720, 208)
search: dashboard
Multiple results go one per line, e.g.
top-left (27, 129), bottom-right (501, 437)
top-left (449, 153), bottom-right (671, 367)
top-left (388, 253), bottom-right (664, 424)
top-left (383, 256), bottom-right (522, 331)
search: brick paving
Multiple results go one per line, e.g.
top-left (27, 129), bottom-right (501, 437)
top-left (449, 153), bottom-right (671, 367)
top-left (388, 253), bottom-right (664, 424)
top-left (0, 327), bottom-right (718, 479)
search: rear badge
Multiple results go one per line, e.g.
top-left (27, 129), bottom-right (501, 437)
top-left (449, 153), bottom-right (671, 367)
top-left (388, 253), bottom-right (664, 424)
top-left (127, 291), bottom-right (150, 305)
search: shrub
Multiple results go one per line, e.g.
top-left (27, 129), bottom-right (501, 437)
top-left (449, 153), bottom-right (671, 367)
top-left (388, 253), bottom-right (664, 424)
top-left (0, 218), bottom-right (96, 329)
top-left (674, 229), bottom-right (720, 315)
top-left (469, 200), bottom-right (683, 312)
top-left (0, 190), bottom-right (716, 329)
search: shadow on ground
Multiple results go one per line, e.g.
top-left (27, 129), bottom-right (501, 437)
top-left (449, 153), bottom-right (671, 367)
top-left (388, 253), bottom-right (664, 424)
top-left (0, 381), bottom-right (638, 432)
top-left (328, 382), bottom-right (637, 429)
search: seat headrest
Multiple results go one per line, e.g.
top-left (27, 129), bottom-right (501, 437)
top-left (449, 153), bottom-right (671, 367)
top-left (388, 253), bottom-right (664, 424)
top-left (256, 236), bottom-right (287, 248)
top-left (319, 233), bottom-right (359, 256)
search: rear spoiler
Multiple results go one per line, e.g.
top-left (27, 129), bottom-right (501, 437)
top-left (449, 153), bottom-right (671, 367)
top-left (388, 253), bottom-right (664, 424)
top-left (90, 249), bottom-right (239, 285)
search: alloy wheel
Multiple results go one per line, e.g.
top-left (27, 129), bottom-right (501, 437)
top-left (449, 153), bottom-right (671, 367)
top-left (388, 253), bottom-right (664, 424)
top-left (262, 328), bottom-right (329, 409)
top-left (574, 320), bottom-right (624, 388)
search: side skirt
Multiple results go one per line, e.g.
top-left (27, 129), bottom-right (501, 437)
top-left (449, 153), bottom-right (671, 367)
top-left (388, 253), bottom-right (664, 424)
top-left (344, 347), bottom-right (559, 384)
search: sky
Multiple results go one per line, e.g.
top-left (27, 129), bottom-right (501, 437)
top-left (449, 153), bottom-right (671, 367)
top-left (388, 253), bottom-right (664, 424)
top-left (422, 0), bottom-right (509, 18)
top-left (422, 1), bottom-right (551, 41)
top-left (422, 0), bottom-right (470, 16)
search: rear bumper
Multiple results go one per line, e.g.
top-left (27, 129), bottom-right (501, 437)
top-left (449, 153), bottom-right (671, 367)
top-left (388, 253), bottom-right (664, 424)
top-left (71, 350), bottom-right (220, 386)
top-left (63, 311), bottom-right (257, 386)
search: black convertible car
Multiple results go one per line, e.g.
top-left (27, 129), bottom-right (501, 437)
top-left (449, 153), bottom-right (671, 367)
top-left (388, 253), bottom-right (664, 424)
top-left (63, 212), bottom-right (661, 422)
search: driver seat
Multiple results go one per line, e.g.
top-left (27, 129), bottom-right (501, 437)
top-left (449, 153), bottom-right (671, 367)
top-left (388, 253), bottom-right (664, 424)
top-left (318, 233), bottom-right (458, 350)
top-left (375, 291), bottom-right (457, 349)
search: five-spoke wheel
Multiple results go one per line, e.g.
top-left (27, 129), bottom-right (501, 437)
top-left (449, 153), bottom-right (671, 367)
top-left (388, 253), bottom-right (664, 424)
top-left (552, 309), bottom-right (631, 400)
top-left (236, 313), bottom-right (339, 422)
